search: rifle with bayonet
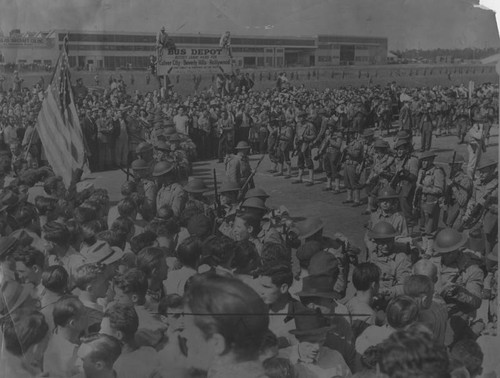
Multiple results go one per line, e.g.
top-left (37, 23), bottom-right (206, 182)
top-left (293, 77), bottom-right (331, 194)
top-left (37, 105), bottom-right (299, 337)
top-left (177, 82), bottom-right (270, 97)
top-left (238, 154), bottom-right (266, 201)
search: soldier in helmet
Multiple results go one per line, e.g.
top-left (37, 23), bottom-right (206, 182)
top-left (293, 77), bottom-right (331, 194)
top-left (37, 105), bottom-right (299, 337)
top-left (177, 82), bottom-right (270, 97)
top-left (367, 221), bottom-right (412, 299)
top-left (136, 142), bottom-right (155, 170)
top-left (391, 139), bottom-right (419, 223)
top-left (216, 181), bottom-right (241, 237)
top-left (342, 129), bottom-right (364, 207)
top-left (131, 158), bottom-right (157, 217)
top-left (292, 112), bottom-right (316, 186)
top-left (153, 160), bottom-right (186, 217)
top-left (416, 150), bottom-right (445, 255)
top-left (433, 228), bottom-right (484, 344)
top-left (225, 141), bottom-right (252, 189)
top-left (443, 154), bottom-right (473, 230)
top-left (463, 158), bottom-right (498, 255)
top-left (364, 139), bottom-right (394, 215)
top-left (183, 177), bottom-right (210, 215)
top-left (317, 122), bottom-right (343, 193)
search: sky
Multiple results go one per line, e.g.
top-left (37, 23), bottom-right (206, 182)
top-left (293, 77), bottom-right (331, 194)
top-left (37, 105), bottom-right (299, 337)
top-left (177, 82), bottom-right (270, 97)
top-left (481, 0), bottom-right (500, 35)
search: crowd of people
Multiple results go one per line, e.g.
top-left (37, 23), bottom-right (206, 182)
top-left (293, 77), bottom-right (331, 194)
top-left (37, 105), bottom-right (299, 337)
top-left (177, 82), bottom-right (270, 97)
top-left (0, 67), bottom-right (497, 378)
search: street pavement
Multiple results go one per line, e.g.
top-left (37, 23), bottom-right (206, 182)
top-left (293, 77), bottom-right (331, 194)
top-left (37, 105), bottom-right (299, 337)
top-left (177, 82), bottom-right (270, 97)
top-left (88, 126), bottom-right (498, 250)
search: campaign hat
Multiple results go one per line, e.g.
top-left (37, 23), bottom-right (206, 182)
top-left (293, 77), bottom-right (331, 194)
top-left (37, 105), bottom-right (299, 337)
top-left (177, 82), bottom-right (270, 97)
top-left (394, 139), bottom-right (410, 149)
top-left (183, 178), bottom-right (208, 193)
top-left (240, 197), bottom-right (267, 211)
top-left (152, 161), bottom-right (175, 176)
top-left (374, 139), bottom-right (390, 149)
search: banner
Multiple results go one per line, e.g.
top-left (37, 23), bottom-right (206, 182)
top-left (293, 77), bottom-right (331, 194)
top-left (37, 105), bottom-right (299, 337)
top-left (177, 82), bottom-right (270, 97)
top-left (157, 47), bottom-right (233, 75)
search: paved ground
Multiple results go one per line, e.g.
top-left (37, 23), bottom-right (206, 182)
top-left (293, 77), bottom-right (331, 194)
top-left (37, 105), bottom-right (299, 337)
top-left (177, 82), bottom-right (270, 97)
top-left (88, 126), bottom-right (498, 250)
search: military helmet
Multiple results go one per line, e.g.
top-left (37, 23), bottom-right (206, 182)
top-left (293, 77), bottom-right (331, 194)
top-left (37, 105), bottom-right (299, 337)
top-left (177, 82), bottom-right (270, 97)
top-left (155, 141), bottom-right (170, 152)
top-left (235, 141), bottom-right (251, 150)
top-left (374, 139), bottom-right (390, 149)
top-left (377, 186), bottom-right (399, 200)
top-left (136, 142), bottom-right (153, 154)
top-left (394, 139), bottom-right (410, 149)
top-left (296, 218), bottom-right (324, 239)
top-left (152, 161), bottom-right (175, 177)
top-left (433, 228), bottom-right (468, 254)
top-left (131, 159), bottom-right (150, 171)
top-left (367, 221), bottom-right (398, 239)
top-left (183, 178), bottom-right (208, 193)
top-left (240, 197), bottom-right (267, 211)
top-left (363, 129), bottom-right (375, 138)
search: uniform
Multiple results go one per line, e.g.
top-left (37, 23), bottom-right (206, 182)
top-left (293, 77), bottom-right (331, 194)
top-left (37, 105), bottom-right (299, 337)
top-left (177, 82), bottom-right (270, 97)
top-left (393, 154), bottom-right (419, 221)
top-left (444, 171), bottom-right (473, 230)
top-left (419, 113), bottom-right (434, 151)
top-left (293, 119), bottom-right (316, 185)
top-left (364, 210), bottom-right (408, 262)
top-left (225, 154), bottom-right (252, 188)
top-left (137, 177), bottom-right (157, 215)
top-left (156, 182), bottom-right (186, 217)
top-left (276, 123), bottom-right (294, 177)
top-left (320, 131), bottom-right (343, 191)
top-left (418, 165), bottom-right (446, 244)
top-left (466, 123), bottom-right (484, 178)
top-left (370, 249), bottom-right (412, 297)
top-left (343, 137), bottom-right (364, 204)
top-left (365, 153), bottom-right (394, 207)
top-left (399, 103), bottom-right (413, 133)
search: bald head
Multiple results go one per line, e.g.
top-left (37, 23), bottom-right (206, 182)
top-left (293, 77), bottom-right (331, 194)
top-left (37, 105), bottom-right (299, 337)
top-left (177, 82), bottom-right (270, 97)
top-left (413, 259), bottom-right (438, 284)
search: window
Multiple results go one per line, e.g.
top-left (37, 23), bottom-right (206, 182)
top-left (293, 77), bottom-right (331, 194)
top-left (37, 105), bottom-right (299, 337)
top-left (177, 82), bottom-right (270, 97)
top-left (318, 56), bottom-right (332, 62)
top-left (257, 57), bottom-right (264, 66)
top-left (265, 56), bottom-right (273, 66)
top-left (265, 48), bottom-right (273, 53)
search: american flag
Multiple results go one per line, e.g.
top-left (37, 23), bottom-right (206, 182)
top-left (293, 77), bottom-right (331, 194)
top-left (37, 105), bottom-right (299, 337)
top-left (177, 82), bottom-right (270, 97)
top-left (36, 47), bottom-right (86, 187)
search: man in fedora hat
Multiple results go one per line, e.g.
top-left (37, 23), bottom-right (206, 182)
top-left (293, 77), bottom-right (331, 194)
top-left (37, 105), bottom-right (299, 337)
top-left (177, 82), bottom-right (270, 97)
top-left (444, 154), bottom-right (473, 230)
top-left (225, 141), bottom-right (252, 189)
top-left (153, 160), bottom-right (185, 217)
top-left (416, 150), bottom-right (445, 255)
top-left (434, 228), bottom-right (484, 343)
top-left (288, 308), bottom-right (352, 377)
top-left (367, 221), bottom-right (412, 298)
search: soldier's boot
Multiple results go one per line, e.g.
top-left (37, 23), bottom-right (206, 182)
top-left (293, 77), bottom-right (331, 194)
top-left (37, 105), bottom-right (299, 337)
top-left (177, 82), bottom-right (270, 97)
top-left (323, 178), bottom-right (333, 191)
top-left (292, 169), bottom-right (303, 184)
top-left (305, 170), bottom-right (314, 187)
top-left (343, 189), bottom-right (353, 204)
top-left (333, 178), bottom-right (341, 194)
top-left (352, 189), bottom-right (361, 207)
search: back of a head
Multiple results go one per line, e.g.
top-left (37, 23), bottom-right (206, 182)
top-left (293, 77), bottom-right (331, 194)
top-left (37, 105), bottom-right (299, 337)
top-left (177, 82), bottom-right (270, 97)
top-left (450, 339), bottom-right (483, 378)
top-left (42, 265), bottom-right (69, 294)
top-left (177, 236), bottom-right (202, 269)
top-left (137, 247), bottom-right (164, 278)
top-left (53, 295), bottom-right (84, 328)
top-left (412, 259), bottom-right (438, 284)
top-left (386, 296), bottom-right (419, 330)
top-left (353, 262), bottom-right (381, 291)
top-left (185, 273), bottom-right (269, 360)
top-left (379, 327), bottom-right (450, 378)
top-left (403, 275), bottom-right (434, 299)
top-left (201, 235), bottom-right (236, 268)
top-left (80, 334), bottom-right (122, 370)
top-left (263, 357), bottom-right (296, 378)
top-left (232, 240), bottom-right (261, 275)
top-left (104, 303), bottom-right (139, 341)
top-left (42, 221), bottom-right (70, 245)
top-left (3, 308), bottom-right (48, 357)
top-left (113, 268), bottom-right (148, 298)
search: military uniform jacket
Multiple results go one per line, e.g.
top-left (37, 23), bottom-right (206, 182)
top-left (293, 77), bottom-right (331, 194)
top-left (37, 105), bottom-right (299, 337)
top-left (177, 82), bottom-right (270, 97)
top-left (225, 154), bottom-right (251, 187)
top-left (156, 182), bottom-right (186, 216)
top-left (295, 121), bottom-right (316, 145)
top-left (139, 178), bottom-right (157, 213)
top-left (370, 251), bottom-right (412, 297)
top-left (278, 125), bottom-right (294, 151)
top-left (394, 155), bottom-right (419, 196)
top-left (399, 104), bottom-right (412, 130)
top-left (420, 165), bottom-right (446, 203)
top-left (368, 154), bottom-right (394, 182)
top-left (449, 171), bottom-right (473, 207)
top-left (345, 138), bottom-right (364, 163)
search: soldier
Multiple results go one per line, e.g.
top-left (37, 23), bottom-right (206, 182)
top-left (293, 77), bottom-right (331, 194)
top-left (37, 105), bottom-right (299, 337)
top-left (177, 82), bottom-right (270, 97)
top-left (359, 129), bottom-right (376, 195)
top-left (135, 142), bottom-right (155, 170)
top-left (318, 124), bottom-right (343, 193)
top-left (131, 158), bottom-right (157, 218)
top-left (464, 158), bottom-right (498, 255)
top-left (216, 181), bottom-right (241, 237)
top-left (399, 97), bottom-right (413, 138)
top-left (225, 141), bottom-right (252, 189)
top-left (416, 151), bottom-right (445, 256)
top-left (367, 221), bottom-right (412, 298)
top-left (363, 139), bottom-right (394, 214)
top-left (392, 139), bottom-right (419, 224)
top-left (274, 117), bottom-right (294, 179)
top-left (292, 112), bottom-right (316, 186)
top-left (419, 103), bottom-right (435, 152)
top-left (342, 131), bottom-right (364, 207)
top-left (183, 177), bottom-right (210, 215)
top-left (466, 106), bottom-right (485, 179)
top-left (443, 154), bottom-right (473, 230)
top-left (454, 102), bottom-right (470, 144)
top-left (153, 160), bottom-right (186, 217)
top-left (433, 228), bottom-right (484, 344)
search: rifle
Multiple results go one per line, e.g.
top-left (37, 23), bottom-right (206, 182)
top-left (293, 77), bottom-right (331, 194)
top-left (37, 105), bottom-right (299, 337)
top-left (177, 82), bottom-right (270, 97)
top-left (412, 170), bottom-right (425, 218)
top-left (389, 154), bottom-right (410, 189)
top-left (444, 152), bottom-right (456, 206)
top-left (238, 154), bottom-right (266, 201)
top-left (213, 169), bottom-right (224, 218)
top-left (462, 183), bottom-right (498, 230)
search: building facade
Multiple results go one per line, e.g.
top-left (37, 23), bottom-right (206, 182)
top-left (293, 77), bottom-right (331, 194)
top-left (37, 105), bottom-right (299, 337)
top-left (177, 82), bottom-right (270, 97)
top-left (0, 30), bottom-right (387, 70)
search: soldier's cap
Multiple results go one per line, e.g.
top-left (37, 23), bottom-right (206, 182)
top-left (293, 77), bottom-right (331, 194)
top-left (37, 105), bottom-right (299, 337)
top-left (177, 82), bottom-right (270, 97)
top-left (486, 243), bottom-right (498, 262)
top-left (318, 108), bottom-right (328, 116)
top-left (154, 141), bottom-right (171, 152)
top-left (183, 177), bottom-right (208, 193)
top-left (477, 159), bottom-right (498, 171)
top-left (448, 154), bottom-right (465, 165)
top-left (433, 228), bottom-right (468, 254)
top-left (419, 150), bottom-right (437, 160)
top-left (377, 186), bottom-right (400, 200)
top-left (296, 218), bottom-right (324, 239)
top-left (394, 139), bottom-right (410, 149)
top-left (373, 139), bottom-right (390, 149)
top-left (244, 187), bottom-right (269, 200)
top-left (362, 129), bottom-right (375, 137)
top-left (219, 181), bottom-right (240, 193)
top-left (240, 197), bottom-right (267, 211)
top-left (131, 159), bottom-right (150, 171)
top-left (135, 142), bottom-right (153, 154)
top-left (152, 161), bottom-right (175, 177)
top-left (235, 141), bottom-right (251, 150)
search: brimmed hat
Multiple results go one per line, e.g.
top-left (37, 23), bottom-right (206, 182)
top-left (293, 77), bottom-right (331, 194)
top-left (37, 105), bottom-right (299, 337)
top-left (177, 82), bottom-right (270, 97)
top-left (152, 161), bottom-right (175, 176)
top-left (244, 188), bottom-right (269, 200)
top-left (367, 221), bottom-right (399, 239)
top-left (296, 218), bottom-right (324, 239)
top-left (0, 236), bottom-right (18, 258)
top-left (374, 139), bottom-right (390, 149)
top-left (0, 281), bottom-right (33, 319)
top-left (289, 308), bottom-right (332, 338)
top-left (219, 181), bottom-right (240, 193)
top-left (296, 241), bottom-right (323, 265)
top-left (240, 197), bottom-right (267, 211)
top-left (377, 186), bottom-right (399, 200)
top-left (167, 134), bottom-right (182, 142)
top-left (419, 150), bottom-right (437, 160)
top-left (155, 141), bottom-right (171, 152)
top-left (394, 139), bottom-right (410, 149)
top-left (136, 142), bottom-right (153, 154)
top-left (183, 178), bottom-right (208, 193)
top-left (433, 228), bottom-right (468, 254)
top-left (477, 159), bottom-right (497, 171)
top-left (131, 159), bottom-right (150, 171)
top-left (296, 274), bottom-right (337, 299)
top-left (80, 240), bottom-right (124, 265)
top-left (308, 250), bottom-right (340, 276)
top-left (235, 141), bottom-right (251, 150)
